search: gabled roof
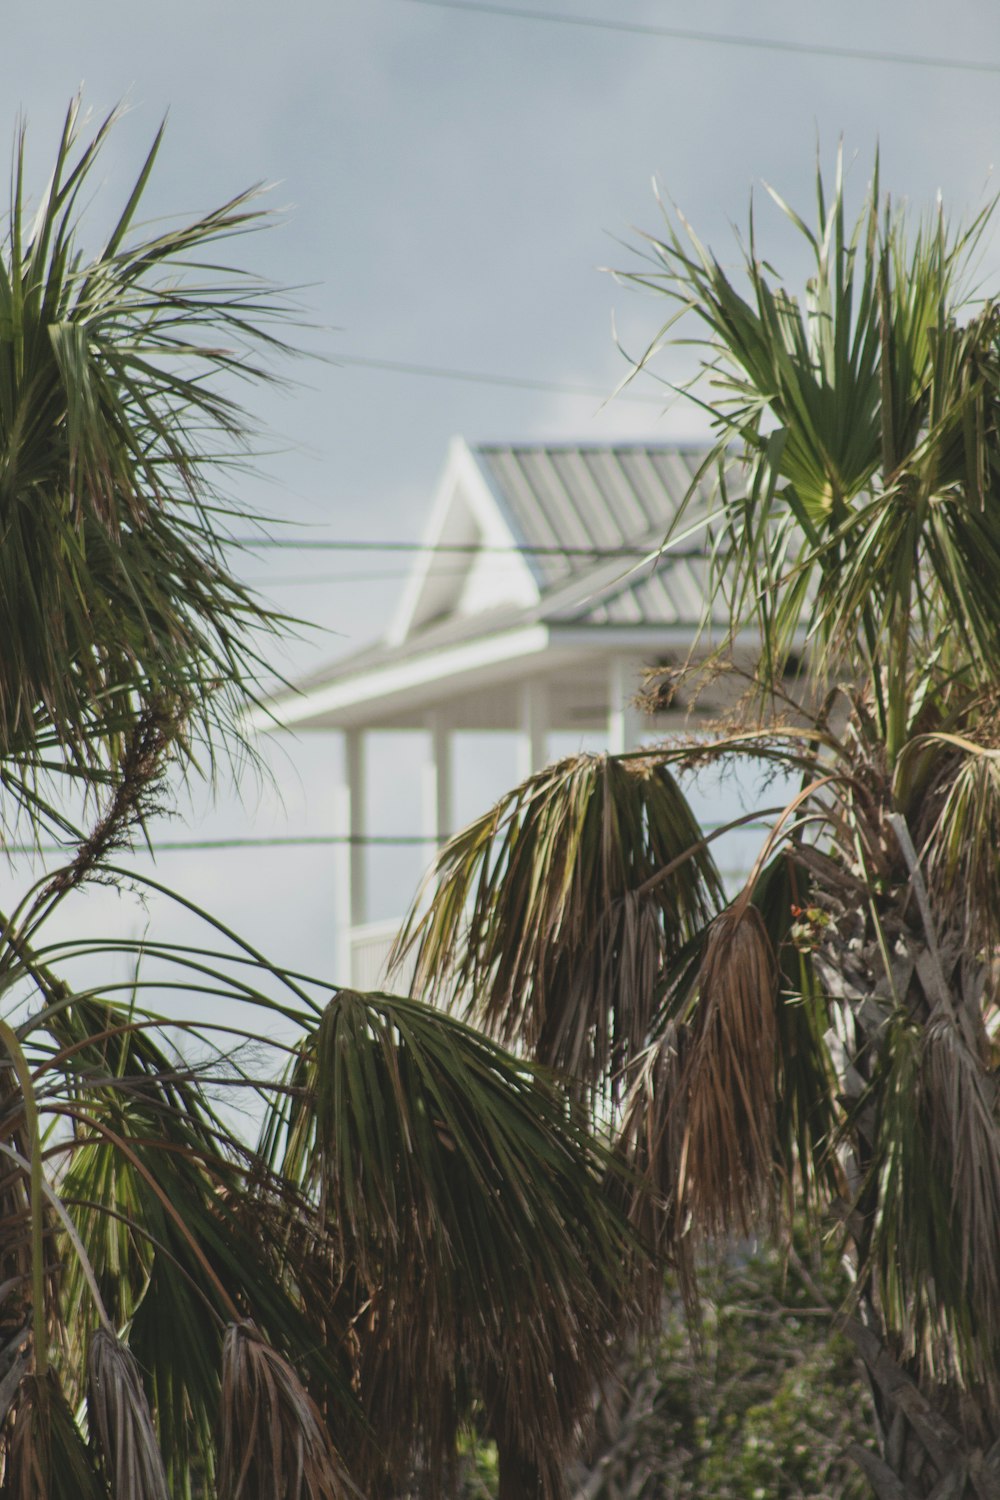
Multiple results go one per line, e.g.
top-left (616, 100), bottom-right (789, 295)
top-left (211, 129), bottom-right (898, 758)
top-left (267, 438), bottom-right (727, 732)
top-left (388, 439), bottom-right (719, 640)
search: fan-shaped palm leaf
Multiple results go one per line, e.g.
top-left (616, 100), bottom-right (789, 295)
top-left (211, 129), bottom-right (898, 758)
top-left (46, 1004), bottom-right (360, 1491)
top-left (625, 156), bottom-right (1000, 762)
top-left (219, 1323), bottom-right (354, 1500)
top-left (87, 1330), bottom-right (170, 1500)
top-left (0, 97), bottom-right (297, 823)
top-left (264, 987), bottom-right (642, 1497)
top-left (393, 751), bottom-right (724, 1099)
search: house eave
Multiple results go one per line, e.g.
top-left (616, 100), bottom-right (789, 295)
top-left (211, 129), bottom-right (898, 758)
top-left (256, 619), bottom-right (759, 734)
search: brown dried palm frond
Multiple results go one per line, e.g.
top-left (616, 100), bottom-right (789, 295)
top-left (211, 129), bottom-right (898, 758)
top-left (679, 902), bottom-right (779, 1240)
top-left (86, 1329), bottom-right (170, 1500)
top-left (748, 850), bottom-right (840, 1215)
top-left (219, 1322), bottom-right (353, 1500)
top-left (4, 1370), bottom-right (105, 1500)
top-left (612, 1022), bottom-right (696, 1317)
top-left (616, 848), bottom-right (841, 1320)
top-left (392, 751), bottom-right (724, 1099)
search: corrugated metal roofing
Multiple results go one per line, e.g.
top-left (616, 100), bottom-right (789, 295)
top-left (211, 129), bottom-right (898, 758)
top-left (473, 443), bottom-right (717, 594)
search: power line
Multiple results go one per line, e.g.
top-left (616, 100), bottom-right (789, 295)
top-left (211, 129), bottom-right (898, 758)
top-left (398, 0), bottom-right (1000, 76)
top-left (244, 563), bottom-right (585, 586)
top-left (335, 351), bottom-right (667, 403)
top-left (245, 549), bottom-right (705, 585)
top-left (4, 821), bottom-right (775, 856)
top-left (3, 836), bottom-right (429, 854)
top-left (228, 538), bottom-right (703, 557)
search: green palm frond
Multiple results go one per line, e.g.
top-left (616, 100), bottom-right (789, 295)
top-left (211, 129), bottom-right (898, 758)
top-left (625, 155), bottom-right (1000, 759)
top-left (264, 987), bottom-right (641, 1497)
top-left (0, 97), bottom-right (299, 821)
top-left (392, 751), bottom-right (724, 1098)
top-left (860, 1016), bottom-right (1000, 1408)
top-left (908, 734), bottom-right (1000, 952)
top-left (50, 1028), bottom-right (355, 1490)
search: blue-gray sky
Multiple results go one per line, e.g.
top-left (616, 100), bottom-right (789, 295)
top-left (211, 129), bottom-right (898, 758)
top-left (2, 1), bottom-right (999, 1014)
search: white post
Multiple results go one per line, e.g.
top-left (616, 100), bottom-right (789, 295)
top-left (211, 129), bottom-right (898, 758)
top-left (607, 656), bottom-right (646, 753)
top-left (423, 712), bottom-right (454, 855)
top-left (334, 727), bottom-right (366, 985)
top-left (516, 677), bottom-right (549, 781)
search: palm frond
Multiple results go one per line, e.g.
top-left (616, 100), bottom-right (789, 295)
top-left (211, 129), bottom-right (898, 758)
top-left (624, 156), bottom-right (1000, 758)
top-left (861, 1017), bottom-right (1000, 1410)
top-left (914, 734), bottom-right (1000, 953)
top-left (5, 1370), bottom-right (106, 1500)
top-left (0, 96), bottom-right (300, 824)
top-left (392, 751), bottom-right (724, 1098)
top-left (679, 901), bottom-right (779, 1238)
top-left (87, 1329), bottom-right (170, 1500)
top-left (265, 987), bottom-right (640, 1496)
top-left (922, 1019), bottom-right (1000, 1362)
top-left (749, 851), bottom-right (840, 1215)
top-left (611, 1021), bottom-right (696, 1316)
top-left (33, 993), bottom-right (357, 1491)
top-left (219, 1323), bottom-right (352, 1500)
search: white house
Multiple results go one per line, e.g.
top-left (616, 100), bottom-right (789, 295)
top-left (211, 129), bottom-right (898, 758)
top-left (263, 437), bottom-right (738, 988)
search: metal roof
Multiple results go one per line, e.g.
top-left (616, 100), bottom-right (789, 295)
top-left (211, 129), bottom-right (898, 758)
top-left (472, 443), bottom-right (716, 592)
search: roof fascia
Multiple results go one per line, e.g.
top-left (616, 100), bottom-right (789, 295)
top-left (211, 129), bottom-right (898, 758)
top-left (259, 619), bottom-right (772, 734)
top-left (265, 623), bottom-right (553, 729)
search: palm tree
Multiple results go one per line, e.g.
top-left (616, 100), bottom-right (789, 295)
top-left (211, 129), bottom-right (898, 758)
top-left (395, 158), bottom-right (1000, 1496)
top-left (0, 100), bottom-right (642, 1499)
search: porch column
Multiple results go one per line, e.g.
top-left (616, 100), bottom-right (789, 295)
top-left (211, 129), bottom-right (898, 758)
top-left (516, 677), bottom-right (549, 781)
top-left (607, 656), bottom-right (646, 753)
top-left (334, 727), bottom-right (366, 984)
top-left (423, 711), bottom-right (454, 854)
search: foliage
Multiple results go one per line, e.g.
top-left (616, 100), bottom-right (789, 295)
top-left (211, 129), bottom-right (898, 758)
top-left (567, 1241), bottom-right (874, 1500)
top-left (0, 100), bottom-right (644, 1500)
top-left (394, 752), bottom-right (723, 1103)
top-left (406, 1242), bottom-right (876, 1500)
top-left (0, 97), bottom-right (296, 836)
top-left (398, 156), bottom-right (1000, 1496)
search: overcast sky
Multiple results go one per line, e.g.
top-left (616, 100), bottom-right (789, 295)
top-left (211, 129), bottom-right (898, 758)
top-left (2, 1), bottom-right (999, 1027)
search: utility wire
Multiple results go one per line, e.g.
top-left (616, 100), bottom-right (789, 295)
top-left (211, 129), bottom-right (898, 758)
top-left (244, 550), bottom-right (706, 585)
top-left (398, 0), bottom-right (1000, 76)
top-left (4, 822), bottom-right (775, 855)
top-left (336, 351), bottom-right (668, 402)
top-left (245, 566), bottom-right (541, 586)
top-left (227, 538), bottom-right (704, 556)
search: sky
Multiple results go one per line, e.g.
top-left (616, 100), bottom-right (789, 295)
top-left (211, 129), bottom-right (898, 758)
top-left (2, 0), bottom-right (999, 1037)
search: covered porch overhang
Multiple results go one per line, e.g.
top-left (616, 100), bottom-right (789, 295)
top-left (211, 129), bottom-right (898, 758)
top-left (263, 619), bottom-right (773, 988)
